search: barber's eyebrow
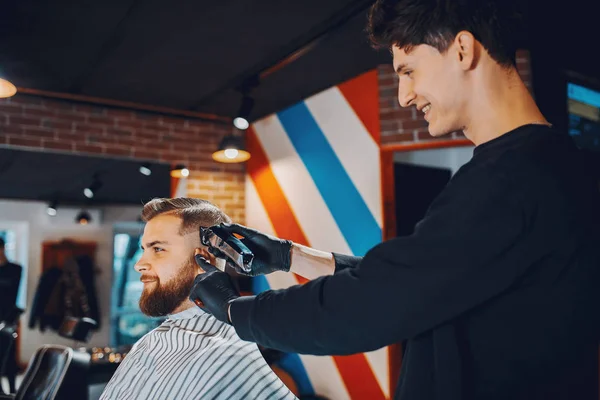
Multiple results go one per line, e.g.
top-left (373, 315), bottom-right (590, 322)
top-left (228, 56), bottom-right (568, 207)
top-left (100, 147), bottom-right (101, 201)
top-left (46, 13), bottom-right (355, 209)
top-left (395, 63), bottom-right (408, 75)
top-left (141, 240), bottom-right (169, 250)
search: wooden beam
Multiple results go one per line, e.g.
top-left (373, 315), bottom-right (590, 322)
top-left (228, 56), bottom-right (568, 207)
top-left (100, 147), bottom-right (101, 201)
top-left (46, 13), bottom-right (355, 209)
top-left (15, 87), bottom-right (230, 123)
top-left (381, 139), bottom-right (473, 153)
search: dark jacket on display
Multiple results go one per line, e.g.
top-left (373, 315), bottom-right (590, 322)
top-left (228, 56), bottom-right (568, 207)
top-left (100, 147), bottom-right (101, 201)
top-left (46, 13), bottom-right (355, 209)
top-left (29, 255), bottom-right (100, 332)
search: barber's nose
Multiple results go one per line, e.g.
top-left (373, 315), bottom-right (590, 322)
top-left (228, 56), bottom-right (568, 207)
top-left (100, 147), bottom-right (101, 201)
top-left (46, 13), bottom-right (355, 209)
top-left (398, 81), bottom-right (416, 108)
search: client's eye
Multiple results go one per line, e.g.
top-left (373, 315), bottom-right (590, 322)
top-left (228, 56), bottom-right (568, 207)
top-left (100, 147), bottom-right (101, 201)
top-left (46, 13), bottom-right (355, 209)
top-left (153, 247), bottom-right (164, 253)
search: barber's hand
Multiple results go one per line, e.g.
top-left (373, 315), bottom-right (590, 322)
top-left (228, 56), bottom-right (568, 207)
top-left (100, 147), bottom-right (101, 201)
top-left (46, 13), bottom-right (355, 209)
top-left (190, 254), bottom-right (239, 324)
top-left (211, 223), bottom-right (293, 277)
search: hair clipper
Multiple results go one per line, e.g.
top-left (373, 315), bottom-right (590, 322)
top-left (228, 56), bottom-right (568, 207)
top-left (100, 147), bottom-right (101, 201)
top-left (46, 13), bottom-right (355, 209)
top-left (200, 225), bottom-right (254, 273)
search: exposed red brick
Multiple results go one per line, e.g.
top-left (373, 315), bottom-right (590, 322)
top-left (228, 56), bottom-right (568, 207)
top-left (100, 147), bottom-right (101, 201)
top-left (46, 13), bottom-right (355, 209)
top-left (106, 127), bottom-right (133, 137)
top-left (8, 136), bottom-right (43, 147)
top-left (74, 143), bottom-right (105, 154)
top-left (43, 140), bottom-right (75, 152)
top-left (88, 115), bottom-right (115, 126)
top-left (43, 99), bottom-right (74, 111)
top-left (23, 127), bottom-right (56, 139)
top-left (75, 104), bottom-right (107, 115)
top-left (104, 145), bottom-right (133, 157)
top-left (105, 108), bottom-right (135, 119)
top-left (159, 116), bottom-right (189, 128)
top-left (0, 101), bottom-right (23, 113)
top-left (113, 137), bottom-right (138, 147)
top-left (2, 126), bottom-right (24, 135)
top-left (117, 120), bottom-right (143, 130)
top-left (133, 150), bottom-right (163, 161)
top-left (381, 133), bottom-right (414, 143)
top-left (23, 108), bottom-right (57, 118)
top-left (74, 123), bottom-right (104, 135)
top-left (53, 113), bottom-right (87, 123)
top-left (9, 116), bottom-right (40, 126)
top-left (136, 130), bottom-right (162, 141)
top-left (42, 119), bottom-right (73, 130)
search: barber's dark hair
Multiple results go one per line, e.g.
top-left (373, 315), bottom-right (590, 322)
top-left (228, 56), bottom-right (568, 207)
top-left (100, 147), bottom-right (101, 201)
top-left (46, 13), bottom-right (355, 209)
top-left (0, 237), bottom-right (5, 249)
top-left (141, 197), bottom-right (231, 235)
top-left (366, 0), bottom-right (525, 67)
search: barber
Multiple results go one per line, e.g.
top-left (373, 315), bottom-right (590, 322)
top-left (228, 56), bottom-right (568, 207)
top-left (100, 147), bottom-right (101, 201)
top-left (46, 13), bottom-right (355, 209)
top-left (190, 0), bottom-right (600, 399)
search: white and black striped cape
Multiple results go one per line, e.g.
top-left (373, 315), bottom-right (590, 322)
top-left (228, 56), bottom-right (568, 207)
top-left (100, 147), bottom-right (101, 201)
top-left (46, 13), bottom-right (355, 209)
top-left (99, 306), bottom-right (297, 400)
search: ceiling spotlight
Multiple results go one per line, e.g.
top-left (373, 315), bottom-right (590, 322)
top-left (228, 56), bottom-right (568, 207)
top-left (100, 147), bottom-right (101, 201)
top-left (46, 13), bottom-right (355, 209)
top-left (212, 134), bottom-right (251, 163)
top-left (76, 210), bottom-right (92, 225)
top-left (47, 201), bottom-right (58, 217)
top-left (233, 117), bottom-right (249, 130)
top-left (170, 164), bottom-right (189, 178)
top-left (84, 176), bottom-right (102, 199)
top-left (139, 163), bottom-right (152, 176)
top-left (0, 78), bottom-right (17, 98)
top-left (233, 95), bottom-right (254, 130)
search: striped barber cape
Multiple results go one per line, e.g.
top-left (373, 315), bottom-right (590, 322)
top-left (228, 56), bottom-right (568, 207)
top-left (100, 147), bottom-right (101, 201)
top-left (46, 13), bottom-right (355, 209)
top-left (100, 306), bottom-right (297, 400)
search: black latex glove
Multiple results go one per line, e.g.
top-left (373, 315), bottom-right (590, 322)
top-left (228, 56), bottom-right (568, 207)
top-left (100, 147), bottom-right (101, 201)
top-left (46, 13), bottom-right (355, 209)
top-left (209, 223), bottom-right (293, 277)
top-left (189, 255), bottom-right (240, 324)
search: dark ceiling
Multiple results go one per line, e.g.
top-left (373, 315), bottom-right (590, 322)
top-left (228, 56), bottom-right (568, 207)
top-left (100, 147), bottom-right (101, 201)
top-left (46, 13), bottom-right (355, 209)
top-left (0, 0), bottom-right (598, 207)
top-left (0, 0), bottom-right (388, 122)
top-left (0, 0), bottom-right (597, 124)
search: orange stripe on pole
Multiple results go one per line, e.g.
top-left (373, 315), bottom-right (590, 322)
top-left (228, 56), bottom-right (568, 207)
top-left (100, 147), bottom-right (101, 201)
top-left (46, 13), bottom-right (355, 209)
top-left (170, 176), bottom-right (180, 198)
top-left (247, 126), bottom-right (386, 399)
top-left (338, 69), bottom-right (381, 144)
top-left (246, 127), bottom-right (308, 284)
top-left (333, 354), bottom-right (387, 400)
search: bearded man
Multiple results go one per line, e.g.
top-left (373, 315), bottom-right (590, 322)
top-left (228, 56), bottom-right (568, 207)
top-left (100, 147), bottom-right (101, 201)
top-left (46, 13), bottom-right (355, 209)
top-left (100, 198), bottom-right (296, 400)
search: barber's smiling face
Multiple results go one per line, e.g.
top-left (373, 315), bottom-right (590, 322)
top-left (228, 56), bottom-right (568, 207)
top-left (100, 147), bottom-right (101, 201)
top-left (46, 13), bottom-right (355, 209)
top-left (392, 42), bottom-right (468, 138)
top-left (135, 213), bottom-right (204, 316)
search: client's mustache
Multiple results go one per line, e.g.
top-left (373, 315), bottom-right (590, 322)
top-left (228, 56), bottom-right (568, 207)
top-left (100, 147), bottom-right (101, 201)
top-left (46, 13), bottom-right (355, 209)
top-left (140, 275), bottom-right (159, 283)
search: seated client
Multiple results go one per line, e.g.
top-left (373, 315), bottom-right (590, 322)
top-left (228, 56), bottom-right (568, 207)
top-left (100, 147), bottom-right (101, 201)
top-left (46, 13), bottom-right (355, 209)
top-left (100, 198), bottom-right (296, 400)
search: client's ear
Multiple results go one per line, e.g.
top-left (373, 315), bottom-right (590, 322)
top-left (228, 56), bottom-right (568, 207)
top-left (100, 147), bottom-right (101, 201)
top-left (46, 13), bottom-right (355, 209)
top-left (194, 247), bottom-right (214, 273)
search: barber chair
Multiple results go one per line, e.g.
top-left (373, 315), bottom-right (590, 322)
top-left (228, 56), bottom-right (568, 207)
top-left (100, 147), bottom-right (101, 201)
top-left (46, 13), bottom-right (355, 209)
top-left (0, 345), bottom-right (90, 400)
top-left (57, 317), bottom-right (97, 344)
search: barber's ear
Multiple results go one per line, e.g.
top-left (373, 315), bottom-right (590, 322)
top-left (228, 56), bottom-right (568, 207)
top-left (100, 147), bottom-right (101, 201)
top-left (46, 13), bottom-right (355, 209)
top-left (454, 31), bottom-right (477, 70)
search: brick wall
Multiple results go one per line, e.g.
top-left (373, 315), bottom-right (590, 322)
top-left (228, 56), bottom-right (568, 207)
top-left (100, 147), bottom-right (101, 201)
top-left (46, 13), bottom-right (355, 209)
top-left (378, 49), bottom-right (532, 146)
top-left (0, 95), bottom-right (245, 223)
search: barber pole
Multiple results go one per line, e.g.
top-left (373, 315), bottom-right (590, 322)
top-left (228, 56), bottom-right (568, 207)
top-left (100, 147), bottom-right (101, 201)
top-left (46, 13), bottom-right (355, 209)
top-left (246, 70), bottom-right (390, 400)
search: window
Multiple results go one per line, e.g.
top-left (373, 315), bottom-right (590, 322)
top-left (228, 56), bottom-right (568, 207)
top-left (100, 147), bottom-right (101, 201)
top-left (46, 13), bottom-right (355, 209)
top-left (0, 226), bottom-right (28, 309)
top-left (110, 227), bottom-right (164, 346)
top-left (567, 82), bottom-right (600, 151)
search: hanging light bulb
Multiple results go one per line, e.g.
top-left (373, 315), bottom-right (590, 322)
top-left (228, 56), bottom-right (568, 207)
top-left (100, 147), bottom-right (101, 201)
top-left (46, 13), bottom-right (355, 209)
top-left (84, 177), bottom-right (102, 199)
top-left (233, 95), bottom-right (254, 130)
top-left (0, 78), bottom-right (17, 98)
top-left (47, 201), bottom-right (58, 216)
top-left (139, 163), bottom-right (152, 176)
top-left (76, 210), bottom-right (92, 225)
top-left (212, 134), bottom-right (251, 163)
top-left (170, 164), bottom-right (190, 178)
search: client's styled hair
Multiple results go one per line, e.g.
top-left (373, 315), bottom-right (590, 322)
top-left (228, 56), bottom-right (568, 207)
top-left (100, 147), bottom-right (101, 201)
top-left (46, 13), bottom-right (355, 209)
top-left (141, 198), bottom-right (231, 235)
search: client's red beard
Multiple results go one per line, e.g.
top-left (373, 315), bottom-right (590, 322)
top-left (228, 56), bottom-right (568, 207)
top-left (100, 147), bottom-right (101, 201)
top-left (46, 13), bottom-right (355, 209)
top-left (139, 257), bottom-right (197, 317)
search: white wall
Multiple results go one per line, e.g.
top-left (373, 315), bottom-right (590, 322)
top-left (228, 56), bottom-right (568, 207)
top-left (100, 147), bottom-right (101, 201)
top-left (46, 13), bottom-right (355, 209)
top-left (0, 199), bottom-right (141, 363)
top-left (393, 145), bottom-right (474, 175)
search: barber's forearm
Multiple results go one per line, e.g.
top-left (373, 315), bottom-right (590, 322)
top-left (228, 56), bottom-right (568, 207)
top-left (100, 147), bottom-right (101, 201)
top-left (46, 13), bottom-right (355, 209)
top-left (289, 243), bottom-right (335, 279)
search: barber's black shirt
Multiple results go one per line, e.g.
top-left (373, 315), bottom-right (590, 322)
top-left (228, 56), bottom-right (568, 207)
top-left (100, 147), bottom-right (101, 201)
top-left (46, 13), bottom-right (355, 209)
top-left (232, 124), bottom-right (600, 400)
